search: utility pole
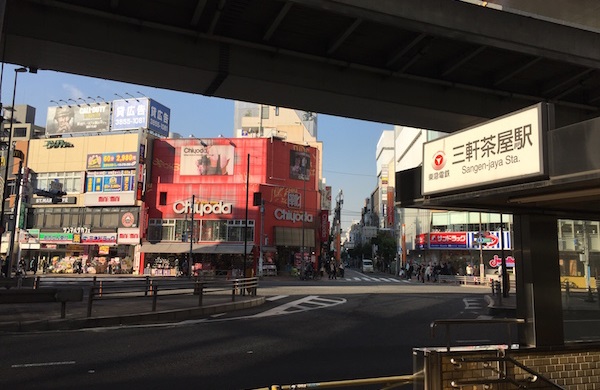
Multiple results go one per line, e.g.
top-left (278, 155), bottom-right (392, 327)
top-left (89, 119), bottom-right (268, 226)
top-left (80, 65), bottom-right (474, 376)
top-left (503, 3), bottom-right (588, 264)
top-left (188, 194), bottom-right (194, 277)
top-left (331, 190), bottom-right (343, 263)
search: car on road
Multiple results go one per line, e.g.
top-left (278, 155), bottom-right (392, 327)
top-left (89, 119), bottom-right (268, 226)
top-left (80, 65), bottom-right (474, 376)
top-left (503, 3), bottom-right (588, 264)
top-left (362, 259), bottom-right (374, 273)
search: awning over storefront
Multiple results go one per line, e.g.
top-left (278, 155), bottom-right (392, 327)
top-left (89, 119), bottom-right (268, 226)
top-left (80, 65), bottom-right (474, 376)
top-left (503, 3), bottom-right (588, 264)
top-left (140, 242), bottom-right (192, 254)
top-left (193, 243), bottom-right (254, 254)
top-left (274, 227), bottom-right (315, 247)
top-left (140, 242), bottom-right (254, 255)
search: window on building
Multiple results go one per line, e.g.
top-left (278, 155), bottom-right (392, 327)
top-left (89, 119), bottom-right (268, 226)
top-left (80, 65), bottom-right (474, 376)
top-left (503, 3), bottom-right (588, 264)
top-left (31, 209), bottom-right (44, 227)
top-left (175, 219), bottom-right (199, 242)
top-left (159, 192), bottom-right (167, 206)
top-left (13, 127), bottom-right (27, 137)
top-left (34, 171), bottom-right (82, 193)
top-left (227, 220), bottom-right (255, 242)
top-left (201, 220), bottom-right (227, 241)
top-left (45, 208), bottom-right (62, 228)
top-left (63, 208), bottom-right (82, 227)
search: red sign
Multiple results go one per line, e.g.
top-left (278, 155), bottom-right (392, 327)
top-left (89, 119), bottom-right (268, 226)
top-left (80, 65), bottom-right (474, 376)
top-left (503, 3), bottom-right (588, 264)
top-left (319, 210), bottom-right (329, 242)
top-left (429, 232), bottom-right (467, 248)
top-left (489, 255), bottom-right (515, 268)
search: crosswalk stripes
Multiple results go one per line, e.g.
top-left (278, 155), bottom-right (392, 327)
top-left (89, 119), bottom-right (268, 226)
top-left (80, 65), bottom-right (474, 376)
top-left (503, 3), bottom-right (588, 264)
top-left (343, 276), bottom-right (404, 283)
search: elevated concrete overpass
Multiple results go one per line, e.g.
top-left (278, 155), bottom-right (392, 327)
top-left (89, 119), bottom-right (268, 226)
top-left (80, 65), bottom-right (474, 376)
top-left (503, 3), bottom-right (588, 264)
top-left (1, 0), bottom-right (600, 349)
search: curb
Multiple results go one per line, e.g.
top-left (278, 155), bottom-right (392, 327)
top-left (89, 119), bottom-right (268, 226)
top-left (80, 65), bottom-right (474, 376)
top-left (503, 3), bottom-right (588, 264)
top-left (485, 295), bottom-right (516, 317)
top-left (0, 296), bottom-right (265, 332)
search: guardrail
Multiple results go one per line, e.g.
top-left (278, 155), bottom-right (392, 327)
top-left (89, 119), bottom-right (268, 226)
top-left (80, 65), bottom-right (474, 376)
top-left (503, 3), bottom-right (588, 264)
top-left (84, 276), bottom-right (258, 317)
top-left (0, 287), bottom-right (83, 318)
top-left (22, 275), bottom-right (258, 318)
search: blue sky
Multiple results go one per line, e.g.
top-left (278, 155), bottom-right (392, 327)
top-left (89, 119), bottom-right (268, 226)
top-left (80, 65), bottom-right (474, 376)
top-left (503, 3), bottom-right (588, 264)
top-left (1, 64), bottom-right (392, 231)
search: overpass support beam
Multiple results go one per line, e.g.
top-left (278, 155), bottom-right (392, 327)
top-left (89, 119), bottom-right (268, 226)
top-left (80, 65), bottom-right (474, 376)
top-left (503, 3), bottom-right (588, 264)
top-left (513, 214), bottom-right (564, 347)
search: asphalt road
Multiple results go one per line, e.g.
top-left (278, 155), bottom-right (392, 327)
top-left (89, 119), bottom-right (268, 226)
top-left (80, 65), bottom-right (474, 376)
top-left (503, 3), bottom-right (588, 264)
top-left (0, 270), bottom-right (510, 390)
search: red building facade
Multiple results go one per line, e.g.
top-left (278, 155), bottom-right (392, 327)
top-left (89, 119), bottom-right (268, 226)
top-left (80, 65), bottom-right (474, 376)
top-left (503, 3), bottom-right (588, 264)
top-left (140, 137), bottom-right (321, 276)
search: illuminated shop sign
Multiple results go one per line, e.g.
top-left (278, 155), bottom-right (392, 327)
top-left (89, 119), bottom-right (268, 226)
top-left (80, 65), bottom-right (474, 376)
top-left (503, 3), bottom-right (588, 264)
top-left (172, 200), bottom-right (233, 215)
top-left (274, 208), bottom-right (313, 223)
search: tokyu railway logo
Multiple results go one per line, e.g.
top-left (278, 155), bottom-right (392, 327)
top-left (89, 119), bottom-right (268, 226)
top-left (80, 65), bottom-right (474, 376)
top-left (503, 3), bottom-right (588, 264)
top-left (274, 208), bottom-right (313, 223)
top-left (173, 200), bottom-right (232, 215)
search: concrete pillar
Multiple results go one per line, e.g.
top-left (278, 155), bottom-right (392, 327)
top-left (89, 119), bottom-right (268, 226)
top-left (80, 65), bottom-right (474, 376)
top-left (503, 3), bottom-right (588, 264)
top-left (513, 213), bottom-right (564, 347)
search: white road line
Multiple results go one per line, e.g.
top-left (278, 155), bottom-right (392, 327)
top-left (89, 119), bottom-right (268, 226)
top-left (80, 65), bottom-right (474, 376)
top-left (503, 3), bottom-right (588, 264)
top-left (12, 361), bottom-right (76, 368)
top-left (463, 298), bottom-right (482, 310)
top-left (266, 295), bottom-right (289, 301)
top-left (251, 295), bottom-right (346, 318)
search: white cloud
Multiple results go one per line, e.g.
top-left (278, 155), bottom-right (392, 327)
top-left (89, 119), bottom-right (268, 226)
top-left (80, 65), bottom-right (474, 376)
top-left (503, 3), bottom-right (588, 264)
top-left (62, 83), bottom-right (84, 100)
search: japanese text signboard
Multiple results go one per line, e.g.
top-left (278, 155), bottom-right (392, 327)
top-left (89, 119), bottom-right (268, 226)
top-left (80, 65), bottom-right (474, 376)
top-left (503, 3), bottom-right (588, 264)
top-left (422, 104), bottom-right (548, 195)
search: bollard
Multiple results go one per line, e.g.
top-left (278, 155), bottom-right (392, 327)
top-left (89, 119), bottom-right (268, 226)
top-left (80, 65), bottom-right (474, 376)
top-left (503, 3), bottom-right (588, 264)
top-left (87, 286), bottom-right (95, 317)
top-left (152, 285), bottom-right (158, 312)
top-left (145, 275), bottom-right (150, 296)
top-left (586, 286), bottom-right (596, 303)
top-left (196, 281), bottom-right (203, 306)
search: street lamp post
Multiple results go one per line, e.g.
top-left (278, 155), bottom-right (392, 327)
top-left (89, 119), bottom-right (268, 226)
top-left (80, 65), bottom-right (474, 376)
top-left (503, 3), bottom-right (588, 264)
top-left (7, 153), bottom-right (23, 275)
top-left (243, 153), bottom-right (249, 284)
top-left (1, 67), bottom-right (27, 271)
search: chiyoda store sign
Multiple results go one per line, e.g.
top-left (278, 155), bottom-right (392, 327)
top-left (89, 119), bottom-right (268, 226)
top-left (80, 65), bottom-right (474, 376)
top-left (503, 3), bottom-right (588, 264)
top-left (422, 103), bottom-right (548, 195)
top-left (274, 208), bottom-right (313, 223)
top-left (173, 199), bottom-right (232, 215)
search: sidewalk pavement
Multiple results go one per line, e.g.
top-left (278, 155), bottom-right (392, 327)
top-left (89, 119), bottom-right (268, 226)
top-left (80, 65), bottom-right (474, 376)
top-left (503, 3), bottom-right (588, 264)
top-left (0, 275), bottom-right (265, 333)
top-left (487, 289), bottom-right (600, 317)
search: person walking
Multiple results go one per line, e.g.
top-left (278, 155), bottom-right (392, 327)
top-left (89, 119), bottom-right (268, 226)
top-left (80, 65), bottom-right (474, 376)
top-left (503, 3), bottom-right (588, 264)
top-left (329, 260), bottom-right (336, 279)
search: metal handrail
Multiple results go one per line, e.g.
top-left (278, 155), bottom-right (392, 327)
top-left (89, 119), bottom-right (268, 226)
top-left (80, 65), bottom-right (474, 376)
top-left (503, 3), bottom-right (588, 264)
top-left (255, 372), bottom-right (423, 389)
top-left (450, 355), bottom-right (566, 389)
top-left (430, 318), bottom-right (525, 351)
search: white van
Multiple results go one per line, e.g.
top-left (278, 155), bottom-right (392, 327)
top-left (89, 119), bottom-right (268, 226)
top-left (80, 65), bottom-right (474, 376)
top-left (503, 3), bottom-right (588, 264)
top-left (362, 259), bottom-right (374, 273)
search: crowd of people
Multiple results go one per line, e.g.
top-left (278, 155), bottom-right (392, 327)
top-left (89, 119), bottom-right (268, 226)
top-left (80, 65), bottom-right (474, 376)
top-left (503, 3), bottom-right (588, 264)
top-left (400, 261), bottom-right (457, 283)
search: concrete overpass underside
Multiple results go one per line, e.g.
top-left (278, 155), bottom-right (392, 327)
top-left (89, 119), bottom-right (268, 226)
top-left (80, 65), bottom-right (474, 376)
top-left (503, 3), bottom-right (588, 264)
top-left (2, 0), bottom-right (600, 351)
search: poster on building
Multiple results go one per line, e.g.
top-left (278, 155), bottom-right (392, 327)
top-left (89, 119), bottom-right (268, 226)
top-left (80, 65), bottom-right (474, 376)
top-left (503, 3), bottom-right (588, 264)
top-left (86, 152), bottom-right (138, 170)
top-left (111, 98), bottom-right (170, 136)
top-left (86, 170), bottom-right (136, 192)
top-left (289, 150), bottom-right (310, 181)
top-left (180, 144), bottom-right (234, 176)
top-left (46, 103), bottom-right (111, 135)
